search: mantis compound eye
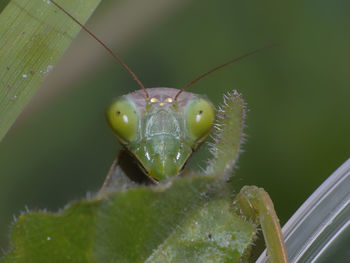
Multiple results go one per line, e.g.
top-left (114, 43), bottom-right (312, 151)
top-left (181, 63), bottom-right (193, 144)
top-left (186, 98), bottom-right (215, 142)
top-left (105, 98), bottom-right (138, 143)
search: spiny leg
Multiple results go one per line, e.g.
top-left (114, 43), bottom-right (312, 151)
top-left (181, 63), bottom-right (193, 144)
top-left (233, 186), bottom-right (289, 263)
top-left (205, 90), bottom-right (246, 179)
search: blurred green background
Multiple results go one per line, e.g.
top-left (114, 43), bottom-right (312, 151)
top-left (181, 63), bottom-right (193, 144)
top-left (0, 0), bottom-right (349, 252)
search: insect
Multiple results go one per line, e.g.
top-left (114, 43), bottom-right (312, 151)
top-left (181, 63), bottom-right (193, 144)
top-left (50, 1), bottom-right (289, 262)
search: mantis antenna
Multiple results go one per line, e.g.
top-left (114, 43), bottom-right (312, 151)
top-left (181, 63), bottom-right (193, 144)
top-left (174, 44), bottom-right (279, 100)
top-left (50, 0), bottom-right (149, 98)
top-left (51, 0), bottom-right (276, 101)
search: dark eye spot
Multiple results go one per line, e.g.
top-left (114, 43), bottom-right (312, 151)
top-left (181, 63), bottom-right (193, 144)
top-left (116, 111), bottom-right (121, 115)
top-left (208, 233), bottom-right (212, 239)
top-left (199, 110), bottom-right (203, 115)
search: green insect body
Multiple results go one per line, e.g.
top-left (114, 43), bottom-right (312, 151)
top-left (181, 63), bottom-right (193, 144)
top-left (0, 1), bottom-right (290, 262)
top-left (101, 88), bottom-right (289, 263)
top-left (105, 88), bottom-right (215, 182)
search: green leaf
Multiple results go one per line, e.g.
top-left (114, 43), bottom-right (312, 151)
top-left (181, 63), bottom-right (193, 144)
top-left (1, 176), bottom-right (256, 262)
top-left (0, 0), bottom-right (101, 141)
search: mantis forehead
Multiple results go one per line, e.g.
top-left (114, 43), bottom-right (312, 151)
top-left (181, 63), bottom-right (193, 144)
top-left (126, 87), bottom-right (200, 108)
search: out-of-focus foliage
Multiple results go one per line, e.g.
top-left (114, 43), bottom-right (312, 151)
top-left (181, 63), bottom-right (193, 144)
top-left (0, 0), bottom-right (100, 141)
top-left (0, 0), bottom-right (349, 254)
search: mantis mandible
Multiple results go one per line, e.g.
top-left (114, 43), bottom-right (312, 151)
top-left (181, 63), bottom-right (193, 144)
top-left (50, 1), bottom-right (289, 262)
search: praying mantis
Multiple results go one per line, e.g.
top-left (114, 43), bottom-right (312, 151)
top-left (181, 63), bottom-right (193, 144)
top-left (10, 1), bottom-right (289, 262)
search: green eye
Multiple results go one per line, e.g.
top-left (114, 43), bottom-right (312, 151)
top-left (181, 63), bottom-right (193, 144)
top-left (186, 98), bottom-right (215, 141)
top-left (105, 98), bottom-right (138, 142)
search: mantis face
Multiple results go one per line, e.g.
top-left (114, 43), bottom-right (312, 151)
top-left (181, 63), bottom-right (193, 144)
top-left (106, 88), bottom-right (215, 182)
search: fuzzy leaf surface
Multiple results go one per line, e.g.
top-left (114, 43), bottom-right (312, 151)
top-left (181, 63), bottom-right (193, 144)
top-left (2, 176), bottom-right (256, 263)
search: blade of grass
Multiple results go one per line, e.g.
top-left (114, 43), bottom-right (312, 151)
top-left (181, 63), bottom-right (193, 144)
top-left (0, 0), bottom-right (101, 141)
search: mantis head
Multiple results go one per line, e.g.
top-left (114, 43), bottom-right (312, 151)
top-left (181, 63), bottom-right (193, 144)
top-left (105, 88), bottom-right (215, 182)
